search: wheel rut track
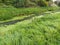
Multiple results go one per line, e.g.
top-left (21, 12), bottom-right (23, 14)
top-left (0, 14), bottom-right (38, 26)
top-left (0, 10), bottom-right (59, 26)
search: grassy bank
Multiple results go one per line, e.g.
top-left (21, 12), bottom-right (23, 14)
top-left (0, 12), bottom-right (60, 45)
top-left (0, 7), bottom-right (59, 21)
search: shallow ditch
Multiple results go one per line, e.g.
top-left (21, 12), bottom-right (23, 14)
top-left (0, 10), bottom-right (59, 26)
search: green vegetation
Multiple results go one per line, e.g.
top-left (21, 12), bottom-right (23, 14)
top-left (0, 7), bottom-right (59, 21)
top-left (0, 0), bottom-right (58, 21)
top-left (0, 12), bottom-right (60, 45)
top-left (0, 0), bottom-right (51, 7)
top-left (0, 0), bottom-right (60, 45)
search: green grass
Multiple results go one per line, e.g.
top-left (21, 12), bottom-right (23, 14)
top-left (0, 7), bottom-right (59, 21)
top-left (0, 12), bottom-right (60, 45)
top-left (0, 15), bottom-right (28, 23)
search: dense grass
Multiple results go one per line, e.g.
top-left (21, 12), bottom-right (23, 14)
top-left (0, 12), bottom-right (60, 45)
top-left (0, 7), bottom-right (17, 20)
top-left (0, 7), bottom-right (59, 21)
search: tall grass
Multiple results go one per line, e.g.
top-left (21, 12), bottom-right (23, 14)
top-left (0, 12), bottom-right (60, 45)
top-left (0, 7), bottom-right (59, 21)
top-left (0, 7), bottom-right (18, 20)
